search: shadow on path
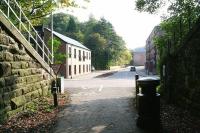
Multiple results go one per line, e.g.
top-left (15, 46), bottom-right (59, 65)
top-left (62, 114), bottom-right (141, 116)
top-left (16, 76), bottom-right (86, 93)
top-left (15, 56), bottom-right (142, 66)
top-left (53, 97), bottom-right (149, 133)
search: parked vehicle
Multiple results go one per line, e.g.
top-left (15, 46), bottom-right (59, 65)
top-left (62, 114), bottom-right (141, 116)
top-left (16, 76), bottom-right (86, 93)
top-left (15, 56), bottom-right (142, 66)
top-left (130, 66), bottom-right (136, 71)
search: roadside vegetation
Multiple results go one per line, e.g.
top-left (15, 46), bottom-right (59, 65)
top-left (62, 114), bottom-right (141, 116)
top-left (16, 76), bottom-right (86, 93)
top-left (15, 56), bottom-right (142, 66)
top-left (0, 93), bottom-right (70, 132)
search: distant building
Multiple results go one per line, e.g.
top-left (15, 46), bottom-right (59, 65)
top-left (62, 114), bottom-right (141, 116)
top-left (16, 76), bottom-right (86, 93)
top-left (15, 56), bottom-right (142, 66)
top-left (44, 28), bottom-right (91, 78)
top-left (133, 47), bottom-right (146, 66)
top-left (145, 26), bottom-right (163, 75)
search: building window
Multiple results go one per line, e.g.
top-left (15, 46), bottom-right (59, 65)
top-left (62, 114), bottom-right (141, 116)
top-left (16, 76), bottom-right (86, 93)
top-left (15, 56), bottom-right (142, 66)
top-left (83, 65), bottom-right (85, 73)
top-left (69, 47), bottom-right (71, 58)
top-left (86, 52), bottom-right (88, 60)
top-left (83, 51), bottom-right (85, 61)
top-left (89, 53), bottom-right (91, 60)
top-left (69, 65), bottom-right (71, 76)
top-left (74, 49), bottom-right (76, 58)
top-left (74, 65), bottom-right (76, 75)
top-left (79, 65), bottom-right (81, 74)
top-left (79, 50), bottom-right (81, 61)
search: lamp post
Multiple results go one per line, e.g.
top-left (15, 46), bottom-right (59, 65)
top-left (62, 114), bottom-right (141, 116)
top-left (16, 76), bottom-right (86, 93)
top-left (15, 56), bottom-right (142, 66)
top-left (51, 0), bottom-right (54, 63)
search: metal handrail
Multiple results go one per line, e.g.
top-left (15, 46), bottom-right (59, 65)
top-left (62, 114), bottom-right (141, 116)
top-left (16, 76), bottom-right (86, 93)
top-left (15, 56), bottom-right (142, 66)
top-left (0, 0), bottom-right (53, 64)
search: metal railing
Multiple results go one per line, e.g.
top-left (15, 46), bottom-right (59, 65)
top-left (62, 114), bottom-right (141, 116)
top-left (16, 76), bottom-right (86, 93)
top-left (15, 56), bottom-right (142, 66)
top-left (0, 0), bottom-right (52, 65)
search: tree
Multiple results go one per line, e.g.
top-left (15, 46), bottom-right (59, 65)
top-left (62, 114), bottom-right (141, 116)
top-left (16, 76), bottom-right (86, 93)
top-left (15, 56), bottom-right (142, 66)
top-left (84, 33), bottom-right (107, 69)
top-left (135, 0), bottom-right (164, 13)
top-left (65, 16), bottom-right (85, 42)
top-left (135, 0), bottom-right (199, 17)
top-left (48, 38), bottom-right (67, 64)
top-left (0, 0), bottom-right (89, 25)
top-left (82, 17), bottom-right (130, 69)
top-left (66, 16), bottom-right (78, 33)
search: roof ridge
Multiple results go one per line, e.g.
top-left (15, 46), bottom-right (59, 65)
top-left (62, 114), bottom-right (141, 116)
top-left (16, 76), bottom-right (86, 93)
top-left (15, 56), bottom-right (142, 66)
top-left (45, 28), bottom-right (90, 51)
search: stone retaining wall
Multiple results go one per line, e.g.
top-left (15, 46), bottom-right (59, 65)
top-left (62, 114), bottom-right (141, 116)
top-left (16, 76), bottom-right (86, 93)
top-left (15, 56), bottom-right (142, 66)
top-left (0, 25), bottom-right (52, 123)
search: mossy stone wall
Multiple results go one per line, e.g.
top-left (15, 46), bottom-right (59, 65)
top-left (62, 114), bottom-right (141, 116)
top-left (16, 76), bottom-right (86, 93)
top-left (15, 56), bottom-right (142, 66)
top-left (0, 25), bottom-right (52, 123)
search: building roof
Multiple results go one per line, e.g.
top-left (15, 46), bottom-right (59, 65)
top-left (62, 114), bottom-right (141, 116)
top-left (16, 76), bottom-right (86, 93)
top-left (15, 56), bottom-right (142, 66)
top-left (45, 28), bottom-right (90, 51)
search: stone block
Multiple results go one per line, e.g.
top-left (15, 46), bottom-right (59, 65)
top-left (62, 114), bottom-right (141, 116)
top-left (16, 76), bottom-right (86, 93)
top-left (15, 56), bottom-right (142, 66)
top-left (0, 78), bottom-right (5, 88)
top-left (9, 37), bottom-right (15, 44)
top-left (13, 55), bottom-right (21, 61)
top-left (3, 92), bottom-right (10, 106)
top-left (23, 86), bottom-right (32, 94)
top-left (0, 86), bottom-right (3, 94)
top-left (7, 106), bottom-right (23, 118)
top-left (13, 55), bottom-right (30, 61)
top-left (18, 70), bottom-right (29, 77)
top-left (24, 92), bottom-right (32, 102)
top-left (4, 52), bottom-right (13, 61)
top-left (43, 73), bottom-right (49, 80)
top-left (42, 87), bottom-right (49, 96)
top-left (26, 76), bottom-right (33, 83)
top-left (31, 68), bottom-right (37, 75)
top-left (11, 62), bottom-right (21, 69)
top-left (11, 69), bottom-right (19, 76)
top-left (3, 87), bottom-right (10, 93)
top-left (11, 95), bottom-right (26, 109)
top-left (12, 89), bottom-right (23, 98)
top-left (0, 45), bottom-right (9, 53)
top-left (36, 69), bottom-right (42, 74)
top-left (21, 62), bottom-right (28, 69)
top-left (10, 83), bottom-right (24, 91)
top-left (28, 62), bottom-right (37, 68)
top-left (32, 83), bottom-right (41, 91)
top-left (38, 89), bottom-right (42, 96)
top-left (4, 75), bottom-right (17, 86)
top-left (31, 90), bottom-right (39, 100)
top-left (22, 55), bottom-right (31, 61)
top-left (32, 75), bottom-right (39, 82)
top-left (0, 94), bottom-right (3, 109)
top-left (15, 77), bottom-right (26, 84)
top-left (26, 69), bottom-right (32, 76)
top-left (0, 34), bottom-right (9, 45)
top-left (9, 45), bottom-right (19, 54)
top-left (40, 81), bottom-right (46, 88)
top-left (0, 62), bottom-right (11, 77)
top-left (0, 52), bottom-right (3, 61)
top-left (36, 63), bottom-right (42, 68)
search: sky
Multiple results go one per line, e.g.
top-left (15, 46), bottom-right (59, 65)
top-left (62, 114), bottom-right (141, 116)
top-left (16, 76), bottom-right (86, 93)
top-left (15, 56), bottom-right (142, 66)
top-left (62, 0), bottom-right (163, 49)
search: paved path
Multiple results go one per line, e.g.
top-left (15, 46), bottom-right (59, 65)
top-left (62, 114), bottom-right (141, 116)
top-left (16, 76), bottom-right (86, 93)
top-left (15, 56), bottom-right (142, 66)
top-left (54, 67), bottom-right (148, 133)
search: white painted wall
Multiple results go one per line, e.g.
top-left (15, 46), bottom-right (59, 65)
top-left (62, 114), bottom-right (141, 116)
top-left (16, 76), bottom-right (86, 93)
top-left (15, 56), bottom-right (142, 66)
top-left (66, 43), bottom-right (91, 79)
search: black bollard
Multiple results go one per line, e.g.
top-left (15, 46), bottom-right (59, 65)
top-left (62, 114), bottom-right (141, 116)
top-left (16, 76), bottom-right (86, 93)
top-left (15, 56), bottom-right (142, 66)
top-left (136, 77), bottom-right (161, 130)
top-left (51, 80), bottom-right (58, 107)
top-left (135, 74), bottom-right (139, 109)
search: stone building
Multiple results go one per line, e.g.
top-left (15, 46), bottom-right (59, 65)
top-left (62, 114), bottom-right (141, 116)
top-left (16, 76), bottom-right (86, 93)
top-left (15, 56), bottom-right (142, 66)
top-left (145, 26), bottom-right (163, 75)
top-left (133, 47), bottom-right (146, 66)
top-left (44, 28), bottom-right (91, 79)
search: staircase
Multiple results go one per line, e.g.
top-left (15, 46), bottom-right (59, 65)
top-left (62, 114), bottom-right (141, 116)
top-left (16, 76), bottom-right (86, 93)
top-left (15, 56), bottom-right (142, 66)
top-left (0, 0), bottom-right (53, 75)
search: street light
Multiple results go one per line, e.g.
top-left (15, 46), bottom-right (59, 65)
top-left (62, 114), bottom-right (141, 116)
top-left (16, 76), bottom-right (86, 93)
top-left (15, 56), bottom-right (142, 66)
top-left (51, 0), bottom-right (54, 63)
